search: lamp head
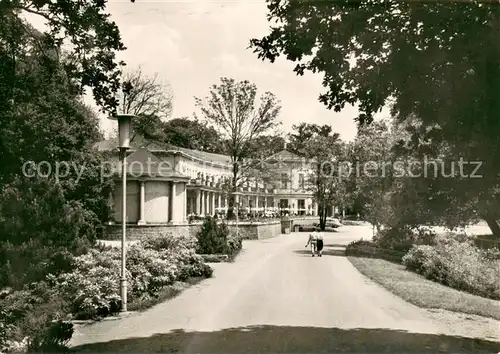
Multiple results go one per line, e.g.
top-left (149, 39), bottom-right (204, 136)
top-left (108, 114), bottom-right (134, 149)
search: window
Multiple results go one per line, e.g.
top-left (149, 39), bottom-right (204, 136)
top-left (299, 173), bottom-right (304, 189)
top-left (281, 173), bottom-right (288, 189)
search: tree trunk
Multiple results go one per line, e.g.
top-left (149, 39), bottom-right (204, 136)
top-left (319, 205), bottom-right (327, 231)
top-left (227, 163), bottom-right (239, 219)
top-left (227, 195), bottom-right (235, 220)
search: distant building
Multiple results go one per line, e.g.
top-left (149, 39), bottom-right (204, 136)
top-left (95, 135), bottom-right (335, 225)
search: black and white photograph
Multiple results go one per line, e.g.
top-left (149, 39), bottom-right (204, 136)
top-left (0, 0), bottom-right (499, 352)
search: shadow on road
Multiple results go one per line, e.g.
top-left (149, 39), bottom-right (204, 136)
top-left (324, 243), bottom-right (349, 248)
top-left (71, 325), bottom-right (500, 353)
top-left (293, 248), bottom-right (346, 257)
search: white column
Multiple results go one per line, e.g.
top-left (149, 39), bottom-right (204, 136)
top-left (201, 191), bottom-right (206, 215)
top-left (170, 182), bottom-right (187, 223)
top-left (137, 180), bottom-right (146, 225)
top-left (264, 196), bottom-right (268, 210)
top-left (183, 186), bottom-right (187, 220)
top-left (204, 191), bottom-right (208, 215)
top-left (211, 192), bottom-right (215, 216)
top-left (197, 189), bottom-right (201, 215)
top-left (217, 193), bottom-right (221, 209)
top-left (171, 182), bottom-right (177, 223)
top-left (314, 202), bottom-right (319, 216)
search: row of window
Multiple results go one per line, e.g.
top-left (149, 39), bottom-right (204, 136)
top-left (280, 173), bottom-right (305, 190)
top-left (182, 162), bottom-right (306, 190)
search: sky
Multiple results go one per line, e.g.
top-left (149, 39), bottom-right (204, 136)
top-left (31, 0), bottom-right (390, 141)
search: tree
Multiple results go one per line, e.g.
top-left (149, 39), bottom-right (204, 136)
top-left (250, 1), bottom-right (500, 237)
top-left (162, 117), bottom-right (225, 154)
top-left (288, 123), bottom-right (335, 155)
top-left (0, 24), bottom-right (114, 287)
top-left (289, 123), bottom-right (347, 229)
top-left (2, 0), bottom-right (126, 112)
top-left (195, 77), bottom-right (282, 218)
top-left (117, 68), bottom-right (173, 141)
top-left (303, 135), bottom-right (347, 230)
top-left (249, 134), bottom-right (286, 157)
top-left (351, 120), bottom-right (395, 232)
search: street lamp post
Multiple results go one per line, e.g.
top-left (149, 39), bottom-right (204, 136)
top-left (108, 113), bottom-right (134, 313)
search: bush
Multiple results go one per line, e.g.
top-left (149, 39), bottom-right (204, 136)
top-left (374, 226), bottom-right (437, 253)
top-left (1, 232), bottom-right (213, 349)
top-left (195, 217), bottom-right (241, 257)
top-left (0, 282), bottom-right (73, 352)
top-left (226, 230), bottom-right (243, 258)
top-left (346, 239), bottom-right (405, 263)
top-left (0, 178), bottom-right (101, 249)
top-left (0, 241), bottom-right (85, 290)
top-left (403, 238), bottom-right (500, 299)
top-left (45, 239), bottom-right (212, 320)
top-left (401, 245), bottom-right (441, 277)
top-left (141, 232), bottom-right (197, 251)
top-left (196, 217), bottom-right (227, 254)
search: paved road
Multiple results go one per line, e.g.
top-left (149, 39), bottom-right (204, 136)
top-left (70, 226), bottom-right (500, 353)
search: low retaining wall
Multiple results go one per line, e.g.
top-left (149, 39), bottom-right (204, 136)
top-left (100, 220), bottom-right (282, 241)
top-left (226, 221), bottom-right (281, 240)
top-left (100, 223), bottom-right (198, 241)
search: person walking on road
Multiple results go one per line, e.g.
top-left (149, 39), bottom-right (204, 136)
top-left (305, 229), bottom-right (318, 256)
top-left (316, 228), bottom-right (324, 257)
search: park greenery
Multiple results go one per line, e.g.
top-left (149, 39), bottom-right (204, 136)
top-left (250, 0), bottom-right (500, 238)
top-left (195, 217), bottom-right (243, 259)
top-left (195, 77), bottom-right (282, 218)
top-left (1, 0), bottom-right (499, 351)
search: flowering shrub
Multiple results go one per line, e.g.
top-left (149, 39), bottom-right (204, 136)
top-left (141, 232), bottom-right (198, 251)
top-left (403, 238), bottom-right (500, 299)
top-left (47, 265), bottom-right (121, 320)
top-left (42, 237), bottom-right (212, 321)
top-left (1, 232), bottom-right (213, 352)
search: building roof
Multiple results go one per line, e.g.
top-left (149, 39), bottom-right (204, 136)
top-left (117, 147), bottom-right (189, 179)
top-left (266, 149), bottom-right (304, 162)
top-left (94, 135), bottom-right (312, 166)
top-left (167, 145), bottom-right (232, 165)
top-left (94, 134), bottom-right (232, 166)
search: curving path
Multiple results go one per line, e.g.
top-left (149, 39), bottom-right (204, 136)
top-left (70, 226), bottom-right (500, 353)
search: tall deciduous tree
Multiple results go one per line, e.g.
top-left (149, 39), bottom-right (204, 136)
top-left (291, 123), bottom-right (347, 229)
top-left (162, 117), bottom-right (225, 154)
top-left (0, 27), bottom-right (113, 250)
top-left (2, 0), bottom-right (126, 112)
top-left (303, 135), bottom-right (346, 230)
top-left (288, 123), bottom-right (334, 155)
top-left (351, 120), bottom-right (395, 232)
top-left (250, 1), bottom-right (500, 237)
top-left (250, 134), bottom-right (286, 158)
top-left (195, 77), bottom-right (281, 218)
top-left (117, 68), bottom-right (173, 141)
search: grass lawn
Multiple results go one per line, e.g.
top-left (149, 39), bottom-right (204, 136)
top-left (348, 256), bottom-right (500, 320)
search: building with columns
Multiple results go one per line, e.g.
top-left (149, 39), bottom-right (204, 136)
top-left (95, 135), bottom-right (323, 225)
